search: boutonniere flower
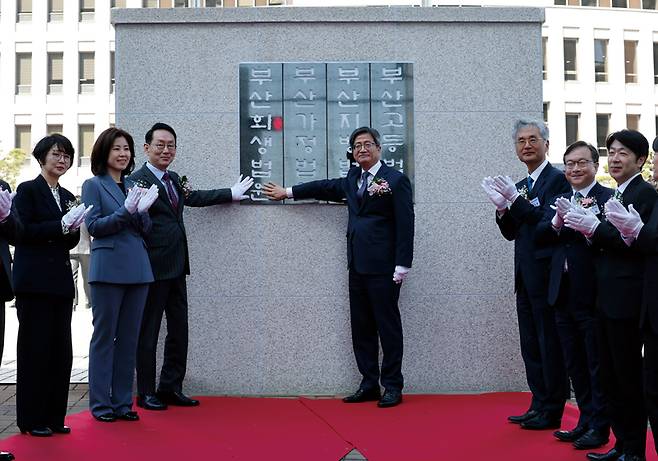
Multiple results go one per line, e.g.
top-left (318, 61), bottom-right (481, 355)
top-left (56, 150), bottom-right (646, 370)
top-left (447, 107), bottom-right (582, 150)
top-left (65, 197), bottom-right (82, 211)
top-left (179, 175), bottom-right (193, 198)
top-left (576, 195), bottom-right (597, 209)
top-left (517, 185), bottom-right (529, 200)
top-left (132, 179), bottom-right (150, 189)
top-left (368, 177), bottom-right (392, 196)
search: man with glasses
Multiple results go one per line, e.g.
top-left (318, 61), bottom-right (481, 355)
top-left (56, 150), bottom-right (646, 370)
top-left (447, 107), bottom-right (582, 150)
top-left (129, 122), bottom-right (253, 411)
top-left (482, 119), bottom-right (570, 430)
top-left (536, 141), bottom-right (612, 450)
top-left (263, 126), bottom-right (414, 408)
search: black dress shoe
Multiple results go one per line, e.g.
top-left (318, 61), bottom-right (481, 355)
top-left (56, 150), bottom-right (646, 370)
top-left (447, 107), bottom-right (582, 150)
top-left (117, 411), bottom-right (139, 421)
top-left (573, 428), bottom-right (610, 450)
top-left (554, 425), bottom-right (587, 442)
top-left (520, 412), bottom-right (561, 430)
top-left (508, 409), bottom-right (539, 424)
top-left (342, 387), bottom-right (381, 403)
top-left (0, 452), bottom-right (14, 461)
top-left (93, 413), bottom-right (116, 423)
top-left (137, 394), bottom-right (168, 410)
top-left (377, 390), bottom-right (402, 408)
top-left (156, 390), bottom-right (200, 407)
top-left (621, 455), bottom-right (646, 461)
top-left (586, 448), bottom-right (621, 461)
top-left (27, 427), bottom-right (53, 437)
top-left (50, 425), bottom-right (71, 434)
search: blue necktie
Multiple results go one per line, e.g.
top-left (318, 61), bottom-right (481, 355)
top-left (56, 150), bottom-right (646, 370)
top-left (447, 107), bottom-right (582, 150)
top-left (574, 191), bottom-right (583, 200)
top-left (527, 176), bottom-right (534, 190)
top-left (357, 171), bottom-right (369, 201)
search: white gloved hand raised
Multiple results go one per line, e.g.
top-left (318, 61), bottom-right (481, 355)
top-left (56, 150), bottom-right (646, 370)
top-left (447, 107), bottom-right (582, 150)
top-left (0, 189), bottom-right (15, 221)
top-left (124, 186), bottom-right (142, 214)
top-left (393, 266), bottom-right (410, 284)
top-left (70, 205), bottom-right (93, 230)
top-left (137, 184), bottom-right (159, 213)
top-left (604, 198), bottom-right (626, 216)
top-left (606, 203), bottom-right (644, 239)
top-left (564, 207), bottom-right (600, 238)
top-left (230, 175), bottom-right (255, 201)
top-left (550, 196), bottom-right (572, 229)
top-left (491, 175), bottom-right (520, 202)
top-left (481, 177), bottom-right (508, 211)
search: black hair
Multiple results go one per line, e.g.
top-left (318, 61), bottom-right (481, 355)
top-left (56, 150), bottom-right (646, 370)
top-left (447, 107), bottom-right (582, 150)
top-left (90, 127), bottom-right (136, 177)
top-left (32, 134), bottom-right (75, 167)
top-left (348, 127), bottom-right (381, 149)
top-left (145, 122), bottom-right (177, 144)
top-left (563, 140), bottom-right (599, 164)
top-left (606, 129), bottom-right (649, 162)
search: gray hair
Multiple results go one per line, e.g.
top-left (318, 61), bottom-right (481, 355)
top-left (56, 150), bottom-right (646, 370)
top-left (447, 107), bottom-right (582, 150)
top-left (513, 119), bottom-right (549, 141)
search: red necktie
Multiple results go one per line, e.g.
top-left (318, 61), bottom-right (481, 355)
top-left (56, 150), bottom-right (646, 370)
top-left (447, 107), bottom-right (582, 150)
top-left (162, 171), bottom-right (179, 209)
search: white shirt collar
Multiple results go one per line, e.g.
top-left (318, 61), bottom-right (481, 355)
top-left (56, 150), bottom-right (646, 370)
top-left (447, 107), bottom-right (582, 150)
top-left (617, 172), bottom-right (642, 194)
top-left (362, 161), bottom-right (382, 178)
top-left (528, 158), bottom-right (549, 183)
top-left (573, 180), bottom-right (597, 197)
top-left (146, 161), bottom-right (167, 182)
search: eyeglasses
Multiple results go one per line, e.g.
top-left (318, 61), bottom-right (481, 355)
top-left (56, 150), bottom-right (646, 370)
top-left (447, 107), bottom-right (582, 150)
top-left (150, 143), bottom-right (177, 152)
top-left (49, 151), bottom-right (72, 163)
top-left (516, 137), bottom-right (544, 147)
top-left (565, 159), bottom-right (594, 170)
top-left (348, 141), bottom-right (378, 153)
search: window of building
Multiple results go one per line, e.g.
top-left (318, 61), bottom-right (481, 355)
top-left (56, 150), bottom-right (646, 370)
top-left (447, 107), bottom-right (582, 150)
top-left (206, 0), bottom-right (222, 5)
top-left (642, 0), bottom-right (657, 9)
top-left (627, 114), bottom-right (640, 130)
top-left (596, 113), bottom-right (610, 156)
top-left (80, 0), bottom-right (95, 21)
top-left (110, 51), bottom-right (115, 93)
top-left (237, 0), bottom-right (253, 6)
top-left (111, 0), bottom-right (127, 7)
top-left (594, 39), bottom-right (608, 82)
top-left (15, 53), bottom-right (32, 95)
top-left (543, 103), bottom-right (549, 123)
top-left (581, 0), bottom-right (598, 5)
top-left (15, 125), bottom-right (31, 153)
top-left (564, 38), bottom-right (578, 81)
top-left (654, 42), bottom-right (658, 84)
top-left (612, 0), bottom-right (627, 6)
top-left (566, 113), bottom-right (579, 146)
top-left (48, 0), bottom-right (64, 22)
top-left (17, 0), bottom-right (32, 23)
top-left (554, 0), bottom-right (567, 4)
top-left (542, 37), bottom-right (548, 80)
top-left (48, 52), bottom-right (64, 95)
top-left (268, 0), bottom-right (283, 4)
top-left (625, 40), bottom-right (638, 83)
top-left (143, 0), bottom-right (158, 6)
top-left (47, 124), bottom-right (63, 135)
top-left (78, 125), bottom-right (94, 166)
top-left (173, 0), bottom-right (187, 6)
top-left (79, 52), bottom-right (95, 94)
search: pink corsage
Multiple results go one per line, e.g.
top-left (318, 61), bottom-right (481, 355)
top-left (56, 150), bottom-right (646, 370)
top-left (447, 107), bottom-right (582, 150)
top-left (368, 178), bottom-right (392, 196)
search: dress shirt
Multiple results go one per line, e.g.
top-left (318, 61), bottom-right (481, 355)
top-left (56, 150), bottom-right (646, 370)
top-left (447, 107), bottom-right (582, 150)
top-left (146, 161), bottom-right (179, 203)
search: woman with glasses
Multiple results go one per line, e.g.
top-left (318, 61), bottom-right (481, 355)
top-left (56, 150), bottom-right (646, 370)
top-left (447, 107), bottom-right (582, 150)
top-left (82, 127), bottom-right (158, 422)
top-left (12, 134), bottom-right (90, 436)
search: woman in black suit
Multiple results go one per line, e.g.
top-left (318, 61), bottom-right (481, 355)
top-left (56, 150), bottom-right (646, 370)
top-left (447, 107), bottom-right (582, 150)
top-left (12, 134), bottom-right (90, 437)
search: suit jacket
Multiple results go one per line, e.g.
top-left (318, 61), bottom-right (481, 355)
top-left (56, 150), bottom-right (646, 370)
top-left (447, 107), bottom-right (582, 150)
top-left (292, 161), bottom-right (414, 275)
top-left (630, 198), bottom-right (658, 332)
top-left (591, 175), bottom-right (657, 319)
top-left (12, 175), bottom-right (80, 298)
top-left (127, 163), bottom-right (232, 280)
top-left (496, 162), bottom-right (571, 297)
top-left (536, 183), bottom-right (614, 308)
top-left (0, 180), bottom-right (20, 302)
top-left (82, 174), bottom-right (154, 285)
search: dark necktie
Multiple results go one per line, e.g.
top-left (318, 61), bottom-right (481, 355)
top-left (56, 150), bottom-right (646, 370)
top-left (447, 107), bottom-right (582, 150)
top-left (613, 189), bottom-right (622, 200)
top-left (357, 171), bottom-right (369, 201)
top-left (574, 191), bottom-right (583, 200)
top-left (527, 176), bottom-right (534, 190)
top-left (162, 171), bottom-right (179, 209)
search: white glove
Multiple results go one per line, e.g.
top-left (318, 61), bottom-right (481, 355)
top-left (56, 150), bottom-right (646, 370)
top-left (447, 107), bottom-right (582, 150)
top-left (0, 189), bottom-right (15, 221)
top-left (230, 175), bottom-right (255, 201)
top-left (604, 198), bottom-right (626, 216)
top-left (71, 204), bottom-right (93, 230)
top-left (137, 184), bottom-right (159, 213)
top-left (393, 266), bottom-right (410, 284)
top-left (62, 204), bottom-right (85, 228)
top-left (491, 175), bottom-right (520, 202)
top-left (124, 186), bottom-right (142, 214)
top-left (550, 197), bottom-right (572, 229)
top-left (564, 207), bottom-right (600, 238)
top-left (481, 177), bottom-right (508, 211)
top-left (606, 203), bottom-right (644, 240)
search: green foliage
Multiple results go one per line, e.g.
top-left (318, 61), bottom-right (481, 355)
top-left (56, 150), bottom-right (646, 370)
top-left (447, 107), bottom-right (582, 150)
top-left (0, 148), bottom-right (28, 190)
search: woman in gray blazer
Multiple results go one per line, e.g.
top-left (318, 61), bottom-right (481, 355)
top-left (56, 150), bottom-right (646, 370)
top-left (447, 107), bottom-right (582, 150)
top-left (82, 127), bottom-right (158, 422)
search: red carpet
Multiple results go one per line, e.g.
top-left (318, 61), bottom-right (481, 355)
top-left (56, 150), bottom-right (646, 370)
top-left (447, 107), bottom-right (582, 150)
top-left (2, 393), bottom-right (656, 461)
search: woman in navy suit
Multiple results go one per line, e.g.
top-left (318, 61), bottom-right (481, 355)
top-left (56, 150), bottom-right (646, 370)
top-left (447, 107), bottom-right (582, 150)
top-left (82, 127), bottom-right (158, 422)
top-left (13, 134), bottom-right (89, 437)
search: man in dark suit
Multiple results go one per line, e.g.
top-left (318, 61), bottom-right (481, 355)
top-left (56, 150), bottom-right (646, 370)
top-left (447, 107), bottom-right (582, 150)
top-left (565, 130), bottom-right (657, 461)
top-left (263, 126), bottom-right (414, 408)
top-left (482, 119), bottom-right (570, 430)
top-left (0, 182), bottom-right (18, 461)
top-left (130, 122), bottom-right (253, 410)
top-left (535, 141), bottom-right (612, 450)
